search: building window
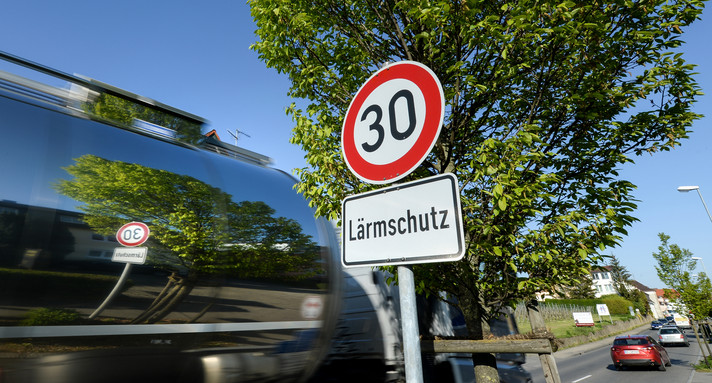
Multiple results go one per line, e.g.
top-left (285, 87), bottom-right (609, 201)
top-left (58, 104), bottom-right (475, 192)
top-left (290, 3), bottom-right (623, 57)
top-left (0, 207), bottom-right (20, 215)
top-left (59, 215), bottom-right (85, 224)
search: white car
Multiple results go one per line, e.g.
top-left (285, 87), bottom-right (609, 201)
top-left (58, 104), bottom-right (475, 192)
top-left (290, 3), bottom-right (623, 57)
top-left (658, 326), bottom-right (690, 346)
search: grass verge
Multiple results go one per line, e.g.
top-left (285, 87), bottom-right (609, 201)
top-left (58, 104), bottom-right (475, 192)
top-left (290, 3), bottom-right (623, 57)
top-left (693, 356), bottom-right (712, 372)
top-left (518, 314), bottom-right (634, 339)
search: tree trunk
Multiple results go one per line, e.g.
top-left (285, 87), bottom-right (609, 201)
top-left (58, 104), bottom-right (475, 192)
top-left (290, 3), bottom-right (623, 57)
top-left (457, 284), bottom-right (499, 383)
top-left (132, 272), bottom-right (197, 324)
top-left (144, 281), bottom-right (195, 323)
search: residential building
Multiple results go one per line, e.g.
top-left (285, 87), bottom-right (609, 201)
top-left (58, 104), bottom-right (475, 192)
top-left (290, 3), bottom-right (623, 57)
top-left (655, 288), bottom-right (680, 316)
top-left (629, 280), bottom-right (665, 319)
top-left (591, 266), bottom-right (616, 297)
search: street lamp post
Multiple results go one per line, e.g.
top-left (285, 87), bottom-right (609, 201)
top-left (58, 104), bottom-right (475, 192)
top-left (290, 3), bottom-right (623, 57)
top-left (677, 185), bottom-right (712, 224)
top-left (691, 256), bottom-right (709, 277)
top-left (676, 186), bottom-right (712, 354)
top-left (677, 186), bottom-right (712, 279)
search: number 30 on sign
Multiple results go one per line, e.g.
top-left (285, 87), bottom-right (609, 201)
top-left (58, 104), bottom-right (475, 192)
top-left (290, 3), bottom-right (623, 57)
top-left (116, 222), bottom-right (150, 247)
top-left (341, 61), bottom-right (445, 185)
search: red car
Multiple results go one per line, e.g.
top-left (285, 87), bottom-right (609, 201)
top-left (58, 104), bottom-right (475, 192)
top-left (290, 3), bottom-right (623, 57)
top-left (610, 335), bottom-right (671, 371)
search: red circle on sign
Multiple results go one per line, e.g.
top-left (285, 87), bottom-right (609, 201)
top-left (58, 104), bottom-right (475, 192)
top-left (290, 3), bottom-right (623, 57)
top-left (342, 61), bottom-right (444, 184)
top-left (116, 222), bottom-right (150, 247)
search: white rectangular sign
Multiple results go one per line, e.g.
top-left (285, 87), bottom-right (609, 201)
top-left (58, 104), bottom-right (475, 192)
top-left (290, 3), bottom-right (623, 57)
top-left (341, 173), bottom-right (465, 267)
top-left (573, 312), bottom-right (595, 327)
top-left (112, 247), bottom-right (148, 264)
top-left (596, 304), bottom-right (610, 316)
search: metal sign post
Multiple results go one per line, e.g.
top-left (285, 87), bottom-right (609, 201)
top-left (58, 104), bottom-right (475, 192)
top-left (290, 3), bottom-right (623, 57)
top-left (398, 265), bottom-right (424, 383)
top-left (90, 222), bottom-right (150, 319)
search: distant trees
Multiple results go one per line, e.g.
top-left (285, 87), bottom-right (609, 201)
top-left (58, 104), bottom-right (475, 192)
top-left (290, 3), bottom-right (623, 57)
top-left (652, 233), bottom-right (712, 319)
top-left (566, 274), bottom-right (596, 299)
top-left (82, 93), bottom-right (204, 145)
top-left (609, 254), bottom-right (650, 315)
top-left (609, 255), bottom-right (633, 297)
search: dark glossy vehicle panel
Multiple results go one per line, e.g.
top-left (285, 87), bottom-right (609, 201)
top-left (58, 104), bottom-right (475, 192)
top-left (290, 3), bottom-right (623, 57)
top-left (0, 52), bottom-right (340, 383)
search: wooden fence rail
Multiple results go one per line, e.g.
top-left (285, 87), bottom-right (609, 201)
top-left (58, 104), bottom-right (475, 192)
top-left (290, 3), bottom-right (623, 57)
top-left (420, 338), bottom-right (554, 354)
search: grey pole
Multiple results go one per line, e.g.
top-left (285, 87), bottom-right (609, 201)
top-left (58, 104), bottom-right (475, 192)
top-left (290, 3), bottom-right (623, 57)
top-left (398, 265), bottom-right (424, 383)
top-left (693, 188), bottom-right (712, 224)
top-left (89, 263), bottom-right (133, 319)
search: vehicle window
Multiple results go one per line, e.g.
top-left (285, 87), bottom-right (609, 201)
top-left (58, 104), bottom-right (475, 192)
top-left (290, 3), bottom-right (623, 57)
top-left (660, 329), bottom-right (678, 334)
top-left (613, 338), bottom-right (646, 345)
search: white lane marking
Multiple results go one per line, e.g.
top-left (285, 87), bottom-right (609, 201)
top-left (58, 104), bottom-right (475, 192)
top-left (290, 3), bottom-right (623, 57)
top-left (572, 375), bottom-right (592, 383)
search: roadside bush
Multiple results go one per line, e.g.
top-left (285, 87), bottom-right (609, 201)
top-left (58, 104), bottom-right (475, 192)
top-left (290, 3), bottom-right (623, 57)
top-left (21, 308), bottom-right (81, 326)
top-left (600, 295), bottom-right (634, 315)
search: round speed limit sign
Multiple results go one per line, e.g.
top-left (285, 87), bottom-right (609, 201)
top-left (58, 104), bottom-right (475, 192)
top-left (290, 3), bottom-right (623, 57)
top-left (342, 61), bottom-right (445, 184)
top-left (116, 222), bottom-right (150, 247)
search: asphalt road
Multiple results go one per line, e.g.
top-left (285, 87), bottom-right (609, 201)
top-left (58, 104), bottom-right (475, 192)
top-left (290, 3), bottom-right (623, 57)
top-left (523, 326), bottom-right (706, 383)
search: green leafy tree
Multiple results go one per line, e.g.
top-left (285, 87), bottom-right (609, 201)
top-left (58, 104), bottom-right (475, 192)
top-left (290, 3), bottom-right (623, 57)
top-left (609, 255), bottom-right (632, 297)
top-left (55, 155), bottom-right (319, 323)
top-left (83, 93), bottom-right (205, 145)
top-left (652, 233), bottom-right (712, 320)
top-left (566, 274), bottom-right (596, 299)
top-left (607, 254), bottom-right (649, 314)
top-left (250, 1), bottom-right (704, 379)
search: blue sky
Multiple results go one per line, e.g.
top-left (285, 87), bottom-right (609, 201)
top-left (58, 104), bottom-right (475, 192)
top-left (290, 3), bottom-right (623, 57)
top-left (1, 1), bottom-right (710, 289)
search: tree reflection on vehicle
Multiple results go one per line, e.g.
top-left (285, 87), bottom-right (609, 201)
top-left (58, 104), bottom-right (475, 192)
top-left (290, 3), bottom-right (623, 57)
top-left (55, 154), bottom-right (320, 324)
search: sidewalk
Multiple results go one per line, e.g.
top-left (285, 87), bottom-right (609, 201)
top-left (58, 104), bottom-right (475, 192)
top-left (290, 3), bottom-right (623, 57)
top-left (689, 370), bottom-right (712, 383)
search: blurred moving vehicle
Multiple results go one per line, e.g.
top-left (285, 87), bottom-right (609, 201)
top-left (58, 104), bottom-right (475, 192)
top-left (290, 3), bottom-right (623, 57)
top-left (672, 314), bottom-right (692, 330)
top-left (650, 320), bottom-right (664, 330)
top-left (610, 335), bottom-right (671, 371)
top-left (0, 51), bottom-right (342, 383)
top-left (658, 326), bottom-right (690, 347)
top-left (310, 267), bottom-right (533, 383)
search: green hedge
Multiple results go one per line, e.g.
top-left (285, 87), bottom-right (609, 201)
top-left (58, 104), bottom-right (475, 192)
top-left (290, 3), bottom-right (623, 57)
top-left (542, 298), bottom-right (602, 308)
top-left (600, 294), bottom-right (635, 315)
top-left (21, 308), bottom-right (82, 326)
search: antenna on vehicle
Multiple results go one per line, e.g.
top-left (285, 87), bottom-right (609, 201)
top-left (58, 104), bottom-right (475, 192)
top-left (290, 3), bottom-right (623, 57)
top-left (228, 129), bottom-right (250, 145)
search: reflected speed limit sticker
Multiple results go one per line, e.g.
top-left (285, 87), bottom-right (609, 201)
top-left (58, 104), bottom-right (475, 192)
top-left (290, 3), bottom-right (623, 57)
top-left (116, 222), bottom-right (150, 247)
